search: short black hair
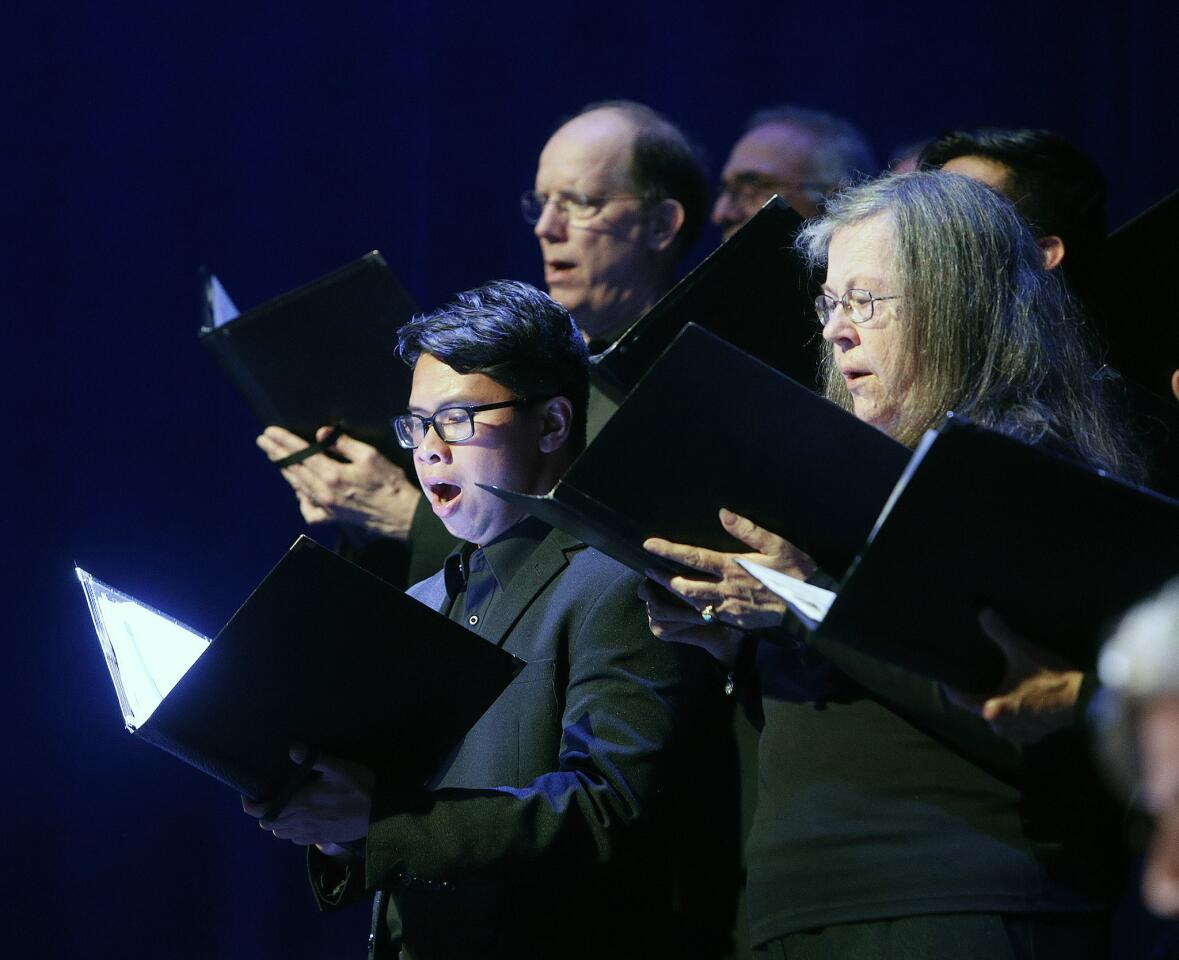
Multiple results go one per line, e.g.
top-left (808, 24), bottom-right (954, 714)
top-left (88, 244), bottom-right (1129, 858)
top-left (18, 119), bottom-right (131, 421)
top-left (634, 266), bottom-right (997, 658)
top-left (918, 128), bottom-right (1107, 304)
top-left (396, 280), bottom-right (591, 452)
top-left (575, 100), bottom-right (710, 260)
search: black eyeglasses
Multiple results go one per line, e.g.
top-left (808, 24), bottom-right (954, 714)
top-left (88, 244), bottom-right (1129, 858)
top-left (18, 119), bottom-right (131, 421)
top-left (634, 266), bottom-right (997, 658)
top-left (392, 397), bottom-right (550, 449)
top-left (520, 189), bottom-right (644, 225)
top-left (814, 289), bottom-right (901, 327)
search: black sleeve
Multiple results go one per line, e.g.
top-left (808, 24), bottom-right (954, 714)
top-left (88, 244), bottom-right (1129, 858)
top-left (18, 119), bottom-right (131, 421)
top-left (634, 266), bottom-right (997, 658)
top-left (360, 567), bottom-right (684, 889)
top-left (307, 845), bottom-right (368, 912)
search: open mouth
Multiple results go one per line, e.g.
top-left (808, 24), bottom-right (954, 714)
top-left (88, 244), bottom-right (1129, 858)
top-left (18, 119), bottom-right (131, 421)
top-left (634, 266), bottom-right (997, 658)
top-left (545, 260), bottom-right (576, 282)
top-left (842, 369), bottom-right (871, 387)
top-left (429, 481), bottom-right (461, 504)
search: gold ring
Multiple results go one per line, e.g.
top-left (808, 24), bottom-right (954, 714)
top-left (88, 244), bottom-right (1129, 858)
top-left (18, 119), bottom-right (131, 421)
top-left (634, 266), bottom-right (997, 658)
top-left (701, 604), bottom-right (717, 624)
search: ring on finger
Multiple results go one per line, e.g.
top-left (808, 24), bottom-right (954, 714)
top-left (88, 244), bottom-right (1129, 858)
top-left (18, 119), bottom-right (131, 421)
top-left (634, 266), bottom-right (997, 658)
top-left (701, 604), bottom-right (717, 624)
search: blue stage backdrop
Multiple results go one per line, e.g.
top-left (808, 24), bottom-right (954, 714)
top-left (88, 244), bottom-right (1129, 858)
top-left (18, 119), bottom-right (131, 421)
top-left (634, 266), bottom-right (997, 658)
top-left (5, 1), bottom-right (1176, 955)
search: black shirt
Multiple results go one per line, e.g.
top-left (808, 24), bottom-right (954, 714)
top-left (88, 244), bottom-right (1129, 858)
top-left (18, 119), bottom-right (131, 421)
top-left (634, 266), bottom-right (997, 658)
top-left (745, 619), bottom-right (1116, 947)
top-left (442, 517), bottom-right (550, 633)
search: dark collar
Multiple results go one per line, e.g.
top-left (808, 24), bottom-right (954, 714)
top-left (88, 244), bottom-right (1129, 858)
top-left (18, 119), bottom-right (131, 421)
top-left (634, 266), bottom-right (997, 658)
top-left (442, 516), bottom-right (552, 601)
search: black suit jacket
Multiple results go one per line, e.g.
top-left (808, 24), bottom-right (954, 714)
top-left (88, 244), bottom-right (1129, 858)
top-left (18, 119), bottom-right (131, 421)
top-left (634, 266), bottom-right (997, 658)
top-left (313, 526), bottom-right (738, 960)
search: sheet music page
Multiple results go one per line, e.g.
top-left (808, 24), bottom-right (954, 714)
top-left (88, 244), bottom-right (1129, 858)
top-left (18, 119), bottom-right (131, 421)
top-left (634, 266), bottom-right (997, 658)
top-left (736, 559), bottom-right (836, 629)
top-left (206, 273), bottom-right (240, 327)
top-left (76, 568), bottom-right (210, 730)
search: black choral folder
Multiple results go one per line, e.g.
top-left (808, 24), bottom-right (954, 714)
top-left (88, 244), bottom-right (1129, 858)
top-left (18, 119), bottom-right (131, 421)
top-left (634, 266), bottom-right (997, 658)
top-left (1098, 185), bottom-right (1174, 391)
top-left (799, 417), bottom-right (1179, 693)
top-left (1097, 188), bottom-right (1179, 496)
top-left (590, 196), bottom-right (815, 406)
top-left (79, 536), bottom-right (524, 804)
top-left (1100, 186), bottom-right (1179, 403)
top-left (482, 324), bottom-right (910, 580)
top-left (199, 251), bottom-right (418, 471)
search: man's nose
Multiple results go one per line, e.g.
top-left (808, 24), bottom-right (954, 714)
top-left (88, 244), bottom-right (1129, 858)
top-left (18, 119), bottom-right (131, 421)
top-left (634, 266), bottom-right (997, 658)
top-left (711, 191), bottom-right (740, 228)
top-left (534, 198), bottom-right (566, 240)
top-left (414, 425), bottom-right (451, 464)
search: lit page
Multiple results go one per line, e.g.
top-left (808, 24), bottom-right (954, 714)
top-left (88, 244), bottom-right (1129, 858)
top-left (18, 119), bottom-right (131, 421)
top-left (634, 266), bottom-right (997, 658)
top-left (206, 273), bottom-right (240, 327)
top-left (76, 568), bottom-right (210, 731)
top-left (736, 559), bottom-right (836, 630)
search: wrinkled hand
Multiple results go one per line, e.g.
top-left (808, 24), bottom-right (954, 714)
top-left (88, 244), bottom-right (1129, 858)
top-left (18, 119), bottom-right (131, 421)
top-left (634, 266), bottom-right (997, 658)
top-left (241, 746), bottom-right (375, 848)
top-left (943, 608), bottom-right (1083, 743)
top-left (257, 425), bottom-right (422, 539)
top-left (637, 578), bottom-right (744, 667)
top-left (642, 508), bottom-right (816, 632)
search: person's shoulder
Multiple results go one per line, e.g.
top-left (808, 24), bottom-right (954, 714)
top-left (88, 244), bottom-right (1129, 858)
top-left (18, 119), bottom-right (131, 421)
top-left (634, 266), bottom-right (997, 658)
top-left (548, 538), bottom-right (642, 606)
top-left (542, 528), bottom-right (637, 580)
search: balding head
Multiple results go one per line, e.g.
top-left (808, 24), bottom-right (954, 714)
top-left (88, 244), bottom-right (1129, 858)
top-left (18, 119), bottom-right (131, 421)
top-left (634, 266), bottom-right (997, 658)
top-left (530, 102), bottom-right (705, 342)
top-left (713, 106), bottom-right (875, 238)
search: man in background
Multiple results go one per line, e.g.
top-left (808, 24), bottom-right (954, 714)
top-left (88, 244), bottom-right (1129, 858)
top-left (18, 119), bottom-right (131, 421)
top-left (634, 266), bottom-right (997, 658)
top-left (711, 106), bottom-right (875, 237)
top-left (258, 100), bottom-right (710, 575)
top-left (921, 127), bottom-right (1179, 495)
top-left (524, 99), bottom-right (709, 350)
top-left (918, 128), bottom-right (1107, 307)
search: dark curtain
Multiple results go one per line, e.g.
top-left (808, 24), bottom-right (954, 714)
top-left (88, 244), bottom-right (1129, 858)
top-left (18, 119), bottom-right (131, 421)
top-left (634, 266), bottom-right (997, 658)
top-left (3, 1), bottom-right (1174, 955)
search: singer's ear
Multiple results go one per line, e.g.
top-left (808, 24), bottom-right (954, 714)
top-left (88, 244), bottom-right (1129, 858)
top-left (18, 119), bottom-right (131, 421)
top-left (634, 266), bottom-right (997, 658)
top-left (645, 198), bottom-right (685, 253)
top-left (1037, 235), bottom-right (1065, 271)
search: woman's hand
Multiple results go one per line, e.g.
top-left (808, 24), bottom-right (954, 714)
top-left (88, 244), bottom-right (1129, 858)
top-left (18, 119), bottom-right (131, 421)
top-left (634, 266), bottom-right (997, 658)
top-left (637, 578), bottom-right (745, 667)
top-left (642, 508), bottom-right (816, 632)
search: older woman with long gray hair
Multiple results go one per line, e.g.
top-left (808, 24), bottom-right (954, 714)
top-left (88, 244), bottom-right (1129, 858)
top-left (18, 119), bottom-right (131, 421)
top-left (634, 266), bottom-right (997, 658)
top-left (642, 171), bottom-right (1141, 959)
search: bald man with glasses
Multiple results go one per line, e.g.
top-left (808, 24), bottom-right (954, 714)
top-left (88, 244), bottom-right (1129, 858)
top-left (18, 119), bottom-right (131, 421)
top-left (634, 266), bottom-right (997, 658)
top-left (712, 106), bottom-right (875, 238)
top-left (523, 99), bottom-right (708, 350)
top-left (257, 100), bottom-right (709, 582)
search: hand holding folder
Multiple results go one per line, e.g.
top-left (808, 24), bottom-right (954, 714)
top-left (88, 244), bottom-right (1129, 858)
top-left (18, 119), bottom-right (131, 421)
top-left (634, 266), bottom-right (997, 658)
top-left (78, 536), bottom-right (525, 811)
top-left (481, 324), bottom-right (909, 582)
top-left (643, 507), bottom-right (817, 632)
top-left (257, 424), bottom-right (423, 539)
top-left (242, 745), bottom-right (376, 847)
top-left (737, 417), bottom-right (1179, 694)
top-left (200, 252), bottom-right (418, 471)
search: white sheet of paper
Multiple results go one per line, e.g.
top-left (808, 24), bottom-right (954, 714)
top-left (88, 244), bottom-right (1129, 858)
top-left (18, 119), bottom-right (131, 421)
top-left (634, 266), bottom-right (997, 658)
top-left (207, 273), bottom-right (240, 327)
top-left (735, 559), bottom-right (836, 629)
top-left (76, 568), bottom-right (210, 731)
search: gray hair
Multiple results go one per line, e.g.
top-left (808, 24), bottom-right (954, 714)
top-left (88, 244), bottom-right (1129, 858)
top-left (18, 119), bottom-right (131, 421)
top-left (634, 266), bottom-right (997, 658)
top-left (746, 105), bottom-right (876, 192)
top-left (796, 170), bottom-right (1140, 480)
top-left (1095, 578), bottom-right (1179, 800)
top-left (1100, 579), bottom-right (1179, 699)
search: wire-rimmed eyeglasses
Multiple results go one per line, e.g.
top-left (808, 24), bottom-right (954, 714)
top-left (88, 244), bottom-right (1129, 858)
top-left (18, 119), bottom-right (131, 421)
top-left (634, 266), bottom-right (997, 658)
top-left (814, 289), bottom-right (901, 327)
top-left (521, 189), bottom-right (644, 225)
